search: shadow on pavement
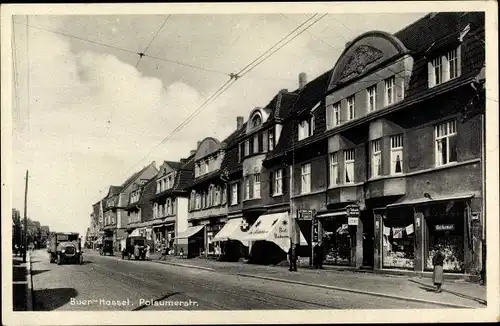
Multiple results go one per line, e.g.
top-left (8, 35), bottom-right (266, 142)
top-left (31, 269), bottom-right (50, 276)
top-left (33, 288), bottom-right (78, 311)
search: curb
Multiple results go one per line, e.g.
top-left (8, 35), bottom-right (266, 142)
top-left (235, 273), bottom-right (479, 309)
top-left (26, 252), bottom-right (33, 311)
top-left (152, 260), bottom-right (215, 272)
top-left (408, 279), bottom-right (487, 306)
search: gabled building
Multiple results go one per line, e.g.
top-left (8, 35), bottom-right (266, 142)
top-left (102, 162), bottom-right (158, 251)
top-left (148, 156), bottom-right (194, 255)
top-left (270, 12), bottom-right (485, 276)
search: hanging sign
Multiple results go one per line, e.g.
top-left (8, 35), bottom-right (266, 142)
top-left (346, 205), bottom-right (360, 218)
top-left (312, 219), bottom-right (319, 242)
top-left (297, 209), bottom-right (313, 221)
top-left (348, 217), bottom-right (359, 226)
top-left (435, 224), bottom-right (455, 231)
top-left (383, 226), bottom-right (391, 236)
top-left (393, 228), bottom-right (404, 239)
top-left (405, 224), bottom-right (414, 235)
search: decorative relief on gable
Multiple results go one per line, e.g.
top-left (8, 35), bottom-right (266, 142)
top-left (339, 45), bottom-right (384, 81)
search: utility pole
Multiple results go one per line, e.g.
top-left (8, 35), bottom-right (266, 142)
top-left (23, 170), bottom-right (29, 263)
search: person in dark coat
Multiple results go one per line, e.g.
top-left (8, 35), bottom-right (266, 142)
top-left (432, 244), bottom-right (445, 293)
top-left (313, 243), bottom-right (320, 269)
top-left (288, 244), bottom-right (297, 272)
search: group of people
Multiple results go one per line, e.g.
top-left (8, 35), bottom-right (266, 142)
top-left (288, 243), bottom-right (326, 272)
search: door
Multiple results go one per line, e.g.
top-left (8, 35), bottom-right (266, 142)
top-left (362, 213), bottom-right (374, 267)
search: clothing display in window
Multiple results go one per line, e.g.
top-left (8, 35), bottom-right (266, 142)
top-left (382, 219), bottom-right (415, 269)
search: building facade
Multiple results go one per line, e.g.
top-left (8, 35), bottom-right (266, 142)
top-left (269, 12), bottom-right (485, 275)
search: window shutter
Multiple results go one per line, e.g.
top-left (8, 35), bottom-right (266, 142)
top-left (282, 169), bottom-right (288, 194)
top-left (427, 61), bottom-right (435, 88)
top-left (269, 172), bottom-right (274, 195)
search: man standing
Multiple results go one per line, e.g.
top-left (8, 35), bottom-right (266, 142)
top-left (288, 244), bottom-right (298, 272)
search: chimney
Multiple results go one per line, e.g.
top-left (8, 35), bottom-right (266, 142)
top-left (298, 72), bottom-right (307, 89)
top-left (197, 141), bottom-right (201, 149)
top-left (236, 116), bottom-right (244, 129)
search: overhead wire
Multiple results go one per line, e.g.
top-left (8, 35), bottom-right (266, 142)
top-left (136, 15), bottom-right (171, 68)
top-left (13, 20), bottom-right (231, 77)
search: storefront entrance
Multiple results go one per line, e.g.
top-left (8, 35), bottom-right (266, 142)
top-left (361, 213), bottom-right (374, 267)
top-left (321, 216), bottom-right (352, 266)
top-left (423, 201), bottom-right (465, 273)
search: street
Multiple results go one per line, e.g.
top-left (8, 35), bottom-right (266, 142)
top-left (30, 249), bottom-right (445, 311)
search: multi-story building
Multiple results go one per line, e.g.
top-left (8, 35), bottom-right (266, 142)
top-left (149, 157), bottom-right (194, 255)
top-left (269, 12), bottom-right (485, 277)
top-left (102, 162), bottom-right (158, 251)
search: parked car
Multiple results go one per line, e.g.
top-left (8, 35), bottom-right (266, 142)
top-left (48, 232), bottom-right (83, 265)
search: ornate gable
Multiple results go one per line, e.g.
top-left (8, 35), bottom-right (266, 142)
top-left (339, 45), bottom-right (384, 81)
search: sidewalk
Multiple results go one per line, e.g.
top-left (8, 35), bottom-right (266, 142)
top-left (149, 253), bottom-right (487, 309)
top-left (12, 253), bottom-right (33, 311)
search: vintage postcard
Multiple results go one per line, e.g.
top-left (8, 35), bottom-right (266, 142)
top-left (1, 1), bottom-right (498, 325)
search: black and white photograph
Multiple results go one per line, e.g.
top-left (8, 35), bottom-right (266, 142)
top-left (1, 2), bottom-right (498, 325)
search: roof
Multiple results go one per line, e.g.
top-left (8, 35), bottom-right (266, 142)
top-left (164, 160), bottom-right (183, 171)
top-left (220, 121), bottom-right (248, 176)
top-left (150, 154), bottom-right (195, 201)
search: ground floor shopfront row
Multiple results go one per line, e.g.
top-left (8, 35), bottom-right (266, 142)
top-left (294, 192), bottom-right (483, 276)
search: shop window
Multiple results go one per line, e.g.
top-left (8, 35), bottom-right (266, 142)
top-left (435, 120), bottom-right (457, 166)
top-left (384, 76), bottom-right (395, 106)
top-left (344, 149), bottom-right (355, 184)
top-left (371, 139), bottom-right (382, 178)
top-left (329, 152), bottom-right (339, 187)
top-left (207, 231), bottom-right (214, 255)
top-left (347, 96), bottom-right (355, 121)
top-left (390, 135), bottom-right (404, 174)
top-left (254, 174), bottom-right (261, 198)
top-left (424, 203), bottom-right (465, 272)
top-left (382, 211), bottom-right (415, 270)
top-left (322, 218), bottom-right (352, 266)
top-left (300, 163), bottom-right (311, 194)
top-left (367, 85), bottom-right (377, 112)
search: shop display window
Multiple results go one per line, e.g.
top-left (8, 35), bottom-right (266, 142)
top-left (382, 213), bottom-right (415, 270)
top-left (322, 218), bottom-right (351, 266)
top-left (424, 203), bottom-right (465, 272)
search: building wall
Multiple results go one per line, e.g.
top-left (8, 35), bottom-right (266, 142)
top-left (139, 179), bottom-right (157, 222)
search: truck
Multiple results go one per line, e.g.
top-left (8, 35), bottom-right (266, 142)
top-left (48, 232), bottom-right (83, 265)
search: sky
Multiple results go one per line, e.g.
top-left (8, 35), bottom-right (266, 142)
top-left (10, 12), bottom-right (426, 237)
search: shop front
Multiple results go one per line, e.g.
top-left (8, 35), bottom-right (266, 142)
top-left (205, 218), bottom-right (226, 257)
top-left (212, 217), bottom-right (250, 261)
top-left (173, 225), bottom-right (205, 258)
top-left (317, 210), bottom-right (353, 266)
top-left (381, 206), bottom-right (415, 270)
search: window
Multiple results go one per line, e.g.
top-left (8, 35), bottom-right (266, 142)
top-left (391, 135), bottom-right (404, 174)
top-left (367, 85), bottom-right (377, 112)
top-left (344, 149), bottom-right (355, 184)
top-left (222, 184), bottom-right (227, 204)
top-left (253, 135), bottom-right (259, 154)
top-left (251, 114), bottom-right (262, 128)
top-left (231, 183), bottom-right (238, 205)
top-left (208, 186), bottom-right (213, 207)
top-left (244, 176), bottom-right (250, 200)
top-left (433, 56), bottom-right (443, 86)
top-left (166, 198), bottom-right (172, 215)
top-left (159, 204), bottom-right (164, 217)
top-left (268, 128), bottom-right (275, 151)
top-left (301, 163), bottom-right (311, 194)
top-left (435, 120), bottom-right (457, 166)
top-left (298, 116), bottom-right (314, 141)
top-left (254, 174), bottom-right (261, 198)
top-left (329, 152), bottom-right (339, 187)
top-left (239, 143), bottom-right (245, 161)
top-left (274, 169), bottom-right (283, 195)
top-left (385, 77), bottom-right (395, 106)
top-left (153, 203), bottom-right (158, 218)
top-left (371, 139), bottom-right (382, 178)
top-left (214, 186), bottom-right (220, 205)
top-left (244, 140), bottom-right (249, 156)
top-left (195, 164), bottom-right (200, 178)
top-left (327, 103), bottom-right (341, 129)
top-left (447, 49), bottom-right (459, 80)
top-left (195, 193), bottom-right (201, 209)
top-left (347, 96), bottom-right (355, 121)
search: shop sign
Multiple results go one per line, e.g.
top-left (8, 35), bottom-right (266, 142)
top-left (312, 220), bottom-right (319, 242)
top-left (346, 205), bottom-right (360, 218)
top-left (348, 217), bottom-right (359, 226)
top-left (297, 209), bottom-right (313, 220)
top-left (435, 224), bottom-right (455, 231)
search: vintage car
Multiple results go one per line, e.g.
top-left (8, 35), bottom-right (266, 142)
top-left (48, 232), bottom-right (83, 265)
top-left (121, 235), bottom-right (147, 260)
top-left (98, 238), bottom-right (114, 256)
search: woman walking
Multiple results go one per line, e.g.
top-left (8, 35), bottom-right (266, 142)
top-left (432, 245), bottom-right (445, 293)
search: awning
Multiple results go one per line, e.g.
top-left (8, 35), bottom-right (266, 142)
top-left (129, 229), bottom-right (141, 237)
top-left (213, 218), bottom-right (249, 246)
top-left (243, 212), bottom-right (307, 253)
top-left (173, 225), bottom-right (205, 240)
top-left (386, 192), bottom-right (477, 209)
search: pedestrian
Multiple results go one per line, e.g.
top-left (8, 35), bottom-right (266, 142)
top-left (432, 244), bottom-right (445, 293)
top-left (179, 248), bottom-right (184, 258)
top-left (288, 244), bottom-right (297, 272)
top-left (159, 244), bottom-right (168, 260)
top-left (146, 244), bottom-right (151, 260)
top-left (313, 243), bottom-right (320, 269)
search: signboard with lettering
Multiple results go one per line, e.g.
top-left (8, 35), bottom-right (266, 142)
top-left (312, 220), bottom-right (319, 242)
top-left (435, 224), bottom-right (455, 231)
top-left (297, 209), bottom-right (313, 221)
top-left (346, 205), bottom-right (360, 218)
top-left (348, 217), bottom-right (359, 226)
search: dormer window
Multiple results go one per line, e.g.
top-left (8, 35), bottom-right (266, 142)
top-left (428, 47), bottom-right (461, 88)
top-left (251, 114), bottom-right (262, 128)
top-left (298, 116), bottom-right (314, 141)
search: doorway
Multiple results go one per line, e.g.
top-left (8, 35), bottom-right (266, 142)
top-left (362, 213), bottom-right (374, 268)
